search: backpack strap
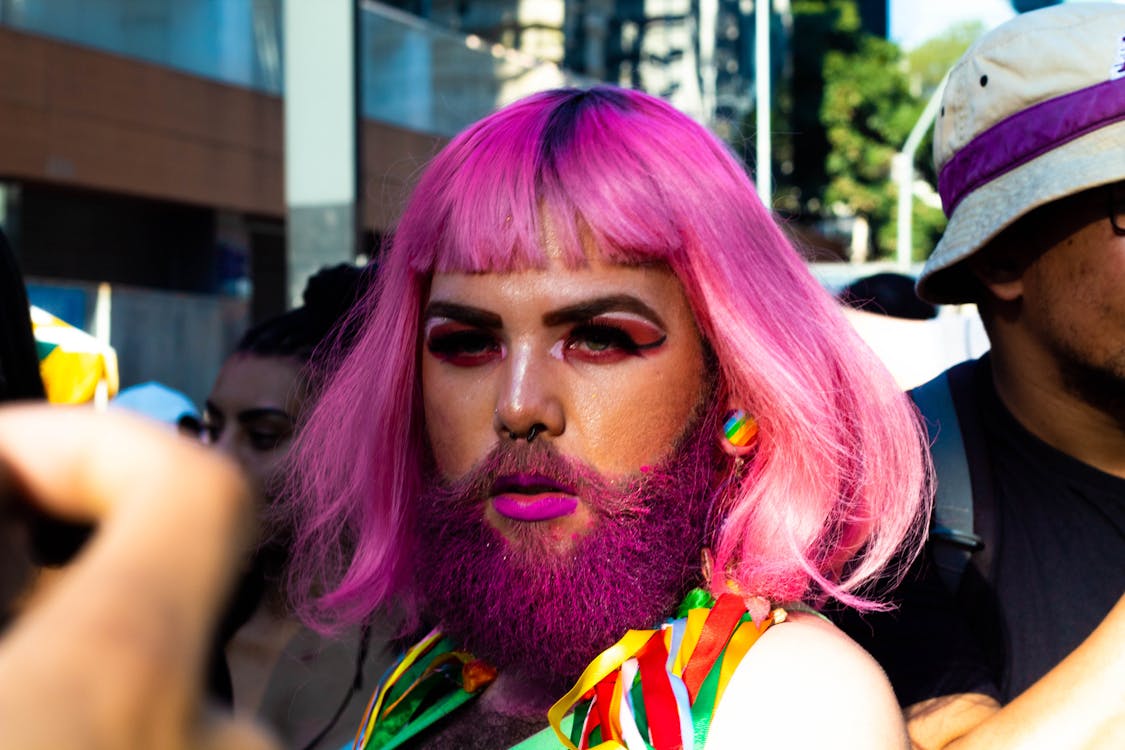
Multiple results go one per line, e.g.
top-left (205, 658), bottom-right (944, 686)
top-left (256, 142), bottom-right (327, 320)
top-left (910, 362), bottom-right (985, 593)
top-left (945, 357), bottom-right (998, 586)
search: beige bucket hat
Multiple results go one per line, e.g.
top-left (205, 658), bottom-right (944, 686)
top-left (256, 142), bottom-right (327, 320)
top-left (917, 2), bottom-right (1125, 304)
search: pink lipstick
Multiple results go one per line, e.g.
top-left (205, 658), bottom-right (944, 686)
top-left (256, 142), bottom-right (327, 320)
top-left (491, 474), bottom-right (579, 522)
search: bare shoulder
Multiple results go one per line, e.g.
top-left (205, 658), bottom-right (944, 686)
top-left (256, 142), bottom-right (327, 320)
top-left (706, 612), bottom-right (908, 749)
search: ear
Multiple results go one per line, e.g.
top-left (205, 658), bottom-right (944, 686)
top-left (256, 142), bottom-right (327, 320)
top-left (967, 240), bottom-right (1026, 303)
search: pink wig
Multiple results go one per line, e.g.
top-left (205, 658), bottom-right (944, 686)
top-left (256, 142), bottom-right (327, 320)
top-left (287, 87), bottom-right (931, 631)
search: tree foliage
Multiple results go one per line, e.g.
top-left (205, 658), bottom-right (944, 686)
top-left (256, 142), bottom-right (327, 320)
top-left (821, 34), bottom-right (937, 258)
top-left (739, 1), bottom-right (986, 260)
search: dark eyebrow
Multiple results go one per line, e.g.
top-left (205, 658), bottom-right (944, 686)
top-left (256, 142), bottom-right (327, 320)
top-left (206, 401), bottom-right (292, 424)
top-left (422, 301), bottom-right (503, 329)
top-left (236, 407), bottom-right (295, 425)
top-left (542, 295), bottom-right (667, 329)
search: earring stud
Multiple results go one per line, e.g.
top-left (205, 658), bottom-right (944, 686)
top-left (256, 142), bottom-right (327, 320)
top-left (723, 409), bottom-right (758, 449)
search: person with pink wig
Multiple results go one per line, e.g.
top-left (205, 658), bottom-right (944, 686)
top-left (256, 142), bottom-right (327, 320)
top-left (0, 85), bottom-right (929, 749)
top-left (279, 85), bottom-right (931, 749)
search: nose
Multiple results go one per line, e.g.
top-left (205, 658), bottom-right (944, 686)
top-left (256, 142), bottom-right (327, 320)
top-left (206, 424), bottom-right (238, 460)
top-left (493, 344), bottom-right (564, 443)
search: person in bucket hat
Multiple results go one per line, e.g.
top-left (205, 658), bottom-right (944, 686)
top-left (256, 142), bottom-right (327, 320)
top-left (836, 4), bottom-right (1125, 748)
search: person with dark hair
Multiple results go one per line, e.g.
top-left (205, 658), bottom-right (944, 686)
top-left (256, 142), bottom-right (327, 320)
top-left (199, 264), bottom-right (392, 750)
top-left (839, 272), bottom-right (937, 321)
top-left (202, 264), bottom-right (368, 506)
top-left (835, 5), bottom-right (1125, 748)
top-left (0, 227), bottom-right (46, 404)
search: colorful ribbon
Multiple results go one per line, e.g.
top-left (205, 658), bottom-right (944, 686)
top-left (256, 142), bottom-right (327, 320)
top-left (353, 628), bottom-right (495, 750)
top-left (352, 589), bottom-right (784, 750)
top-left (548, 590), bottom-right (783, 750)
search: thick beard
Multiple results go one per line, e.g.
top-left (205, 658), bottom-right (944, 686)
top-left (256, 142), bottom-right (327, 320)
top-left (415, 406), bottom-right (725, 695)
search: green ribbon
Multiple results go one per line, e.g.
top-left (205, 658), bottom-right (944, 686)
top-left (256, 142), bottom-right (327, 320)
top-left (363, 637), bottom-right (484, 750)
top-left (675, 587), bottom-right (716, 618)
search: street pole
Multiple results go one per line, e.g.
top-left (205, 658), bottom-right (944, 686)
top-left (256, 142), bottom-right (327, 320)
top-left (755, 0), bottom-right (771, 208)
top-left (895, 74), bottom-right (947, 269)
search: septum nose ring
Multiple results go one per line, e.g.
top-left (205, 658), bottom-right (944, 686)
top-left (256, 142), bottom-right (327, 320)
top-left (508, 424), bottom-right (542, 443)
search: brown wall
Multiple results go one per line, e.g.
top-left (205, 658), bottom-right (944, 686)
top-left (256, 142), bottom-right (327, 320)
top-left (0, 26), bottom-right (444, 230)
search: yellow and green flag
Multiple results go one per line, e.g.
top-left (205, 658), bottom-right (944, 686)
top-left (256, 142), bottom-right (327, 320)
top-left (31, 306), bottom-right (119, 404)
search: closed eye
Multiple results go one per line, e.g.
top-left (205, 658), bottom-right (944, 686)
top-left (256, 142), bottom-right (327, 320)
top-left (246, 428), bottom-right (291, 452)
top-left (426, 322), bottom-right (505, 367)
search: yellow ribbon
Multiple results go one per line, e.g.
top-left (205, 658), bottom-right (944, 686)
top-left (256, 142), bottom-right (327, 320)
top-left (547, 629), bottom-right (657, 749)
top-left (671, 607), bottom-right (711, 677)
top-left (360, 628), bottom-right (444, 746)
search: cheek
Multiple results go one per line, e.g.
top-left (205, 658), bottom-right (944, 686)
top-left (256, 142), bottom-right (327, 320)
top-left (1033, 244), bottom-right (1125, 349)
top-left (574, 349), bottom-right (707, 475)
top-left (241, 448), bottom-right (288, 496)
top-left (422, 364), bottom-right (494, 478)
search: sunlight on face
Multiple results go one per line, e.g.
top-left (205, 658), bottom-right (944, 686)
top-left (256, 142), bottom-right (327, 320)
top-left (420, 245), bottom-right (709, 541)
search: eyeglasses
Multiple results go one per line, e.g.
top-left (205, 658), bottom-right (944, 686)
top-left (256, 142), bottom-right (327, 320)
top-left (1110, 182), bottom-right (1125, 237)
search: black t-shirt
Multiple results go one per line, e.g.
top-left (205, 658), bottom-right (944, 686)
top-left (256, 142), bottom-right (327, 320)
top-left (836, 357), bottom-right (1125, 706)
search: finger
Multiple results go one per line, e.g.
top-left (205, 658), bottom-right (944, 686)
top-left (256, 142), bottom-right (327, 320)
top-left (0, 406), bottom-right (254, 639)
top-left (0, 406), bottom-right (256, 744)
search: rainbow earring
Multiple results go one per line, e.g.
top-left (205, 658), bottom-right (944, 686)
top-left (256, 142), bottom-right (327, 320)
top-left (723, 409), bottom-right (759, 451)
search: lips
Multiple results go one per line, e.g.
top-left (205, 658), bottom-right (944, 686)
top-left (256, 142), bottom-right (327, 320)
top-left (490, 473), bottom-right (579, 522)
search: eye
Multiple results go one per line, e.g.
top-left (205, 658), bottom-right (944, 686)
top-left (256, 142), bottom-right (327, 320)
top-left (426, 322), bottom-right (504, 367)
top-left (248, 430), bottom-right (290, 452)
top-left (564, 314), bottom-right (667, 364)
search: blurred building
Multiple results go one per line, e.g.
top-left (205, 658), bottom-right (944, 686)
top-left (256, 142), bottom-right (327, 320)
top-left (0, 0), bottom-right (587, 403)
top-left (402, 0), bottom-right (791, 137)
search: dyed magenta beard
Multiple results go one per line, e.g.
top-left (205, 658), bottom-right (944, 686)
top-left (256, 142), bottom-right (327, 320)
top-left (415, 409), bottom-right (724, 695)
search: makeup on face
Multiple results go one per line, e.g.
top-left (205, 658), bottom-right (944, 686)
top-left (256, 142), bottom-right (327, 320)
top-left (420, 255), bottom-right (708, 497)
top-left (423, 294), bottom-right (670, 368)
top-left (489, 472), bottom-right (580, 522)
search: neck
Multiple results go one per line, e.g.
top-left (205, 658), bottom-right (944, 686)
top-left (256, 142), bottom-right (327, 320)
top-left (988, 344), bottom-right (1125, 479)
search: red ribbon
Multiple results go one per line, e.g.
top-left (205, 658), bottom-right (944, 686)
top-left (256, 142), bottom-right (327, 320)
top-left (637, 635), bottom-right (683, 750)
top-left (681, 593), bottom-right (746, 701)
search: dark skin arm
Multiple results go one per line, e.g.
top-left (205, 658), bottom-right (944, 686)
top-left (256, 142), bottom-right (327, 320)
top-left (905, 597), bottom-right (1125, 749)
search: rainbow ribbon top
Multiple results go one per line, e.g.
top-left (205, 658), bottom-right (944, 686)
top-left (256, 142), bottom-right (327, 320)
top-left (547, 589), bottom-right (782, 750)
top-left (352, 589), bottom-right (783, 750)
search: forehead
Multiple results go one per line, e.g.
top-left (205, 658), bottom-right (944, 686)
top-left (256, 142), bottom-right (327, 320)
top-left (209, 354), bottom-right (305, 411)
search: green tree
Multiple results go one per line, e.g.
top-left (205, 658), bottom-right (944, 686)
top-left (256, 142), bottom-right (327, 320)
top-left (781, 1), bottom-right (863, 215)
top-left (822, 35), bottom-right (929, 258)
top-left (739, 1), bottom-right (967, 260)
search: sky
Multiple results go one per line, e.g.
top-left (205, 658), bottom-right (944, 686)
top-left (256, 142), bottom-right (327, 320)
top-left (889, 0), bottom-right (1125, 51)
top-left (890, 0), bottom-right (1015, 51)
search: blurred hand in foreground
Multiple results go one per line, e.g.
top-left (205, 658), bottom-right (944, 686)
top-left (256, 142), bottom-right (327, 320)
top-left (0, 405), bottom-right (277, 750)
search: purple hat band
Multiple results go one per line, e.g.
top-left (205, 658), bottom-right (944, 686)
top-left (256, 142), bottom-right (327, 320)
top-left (939, 77), bottom-right (1125, 217)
